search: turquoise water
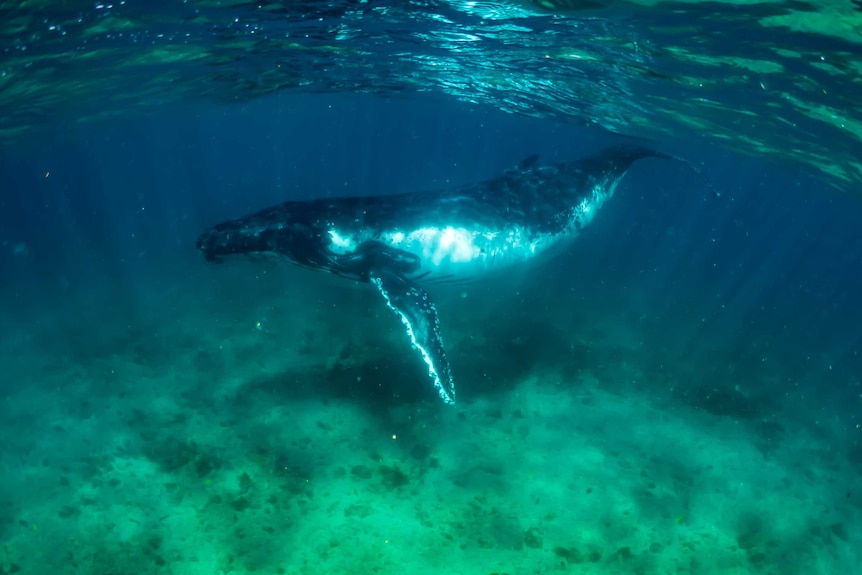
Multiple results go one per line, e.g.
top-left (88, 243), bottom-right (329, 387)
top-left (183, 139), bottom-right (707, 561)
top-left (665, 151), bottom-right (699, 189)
top-left (2, 1), bottom-right (862, 573)
top-left (3, 239), bottom-right (858, 574)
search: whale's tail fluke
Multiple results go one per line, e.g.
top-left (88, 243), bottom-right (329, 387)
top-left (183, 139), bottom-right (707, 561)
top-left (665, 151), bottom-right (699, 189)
top-left (591, 144), bottom-right (719, 199)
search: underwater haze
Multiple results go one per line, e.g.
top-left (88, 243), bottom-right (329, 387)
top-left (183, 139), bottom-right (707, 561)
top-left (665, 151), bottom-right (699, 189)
top-left (2, 2), bottom-right (862, 574)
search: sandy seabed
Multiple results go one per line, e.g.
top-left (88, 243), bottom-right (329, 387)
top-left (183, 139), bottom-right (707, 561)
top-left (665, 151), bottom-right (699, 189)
top-left (0, 267), bottom-right (858, 575)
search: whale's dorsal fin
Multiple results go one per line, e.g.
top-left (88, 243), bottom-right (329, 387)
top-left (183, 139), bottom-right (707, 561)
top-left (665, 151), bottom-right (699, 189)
top-left (370, 268), bottom-right (456, 405)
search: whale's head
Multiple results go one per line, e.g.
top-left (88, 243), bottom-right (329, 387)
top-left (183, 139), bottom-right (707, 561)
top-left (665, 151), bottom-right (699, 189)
top-left (197, 209), bottom-right (327, 267)
top-left (196, 226), bottom-right (229, 263)
top-left (196, 220), bottom-right (272, 263)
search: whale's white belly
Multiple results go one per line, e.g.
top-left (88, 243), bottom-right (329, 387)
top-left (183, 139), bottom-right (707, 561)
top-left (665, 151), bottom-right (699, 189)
top-left (327, 223), bottom-right (573, 277)
top-left (326, 181), bottom-right (617, 277)
top-left (388, 225), bottom-right (564, 273)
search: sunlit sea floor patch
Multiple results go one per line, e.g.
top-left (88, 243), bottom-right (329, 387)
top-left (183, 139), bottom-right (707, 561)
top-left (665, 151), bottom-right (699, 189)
top-left (0, 284), bottom-right (859, 574)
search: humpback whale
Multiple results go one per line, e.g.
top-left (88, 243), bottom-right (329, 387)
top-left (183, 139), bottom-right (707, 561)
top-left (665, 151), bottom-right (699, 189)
top-left (197, 145), bottom-right (710, 405)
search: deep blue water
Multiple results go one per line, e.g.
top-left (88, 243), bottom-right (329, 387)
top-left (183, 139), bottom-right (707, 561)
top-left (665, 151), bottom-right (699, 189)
top-left (3, 93), bottom-right (860, 415)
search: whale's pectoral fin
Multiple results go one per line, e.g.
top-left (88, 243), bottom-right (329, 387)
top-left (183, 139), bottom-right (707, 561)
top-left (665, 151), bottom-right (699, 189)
top-left (370, 268), bottom-right (456, 405)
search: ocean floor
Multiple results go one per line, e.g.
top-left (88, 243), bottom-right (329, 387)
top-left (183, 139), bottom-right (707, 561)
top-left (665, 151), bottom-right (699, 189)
top-left (0, 263), bottom-right (859, 575)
